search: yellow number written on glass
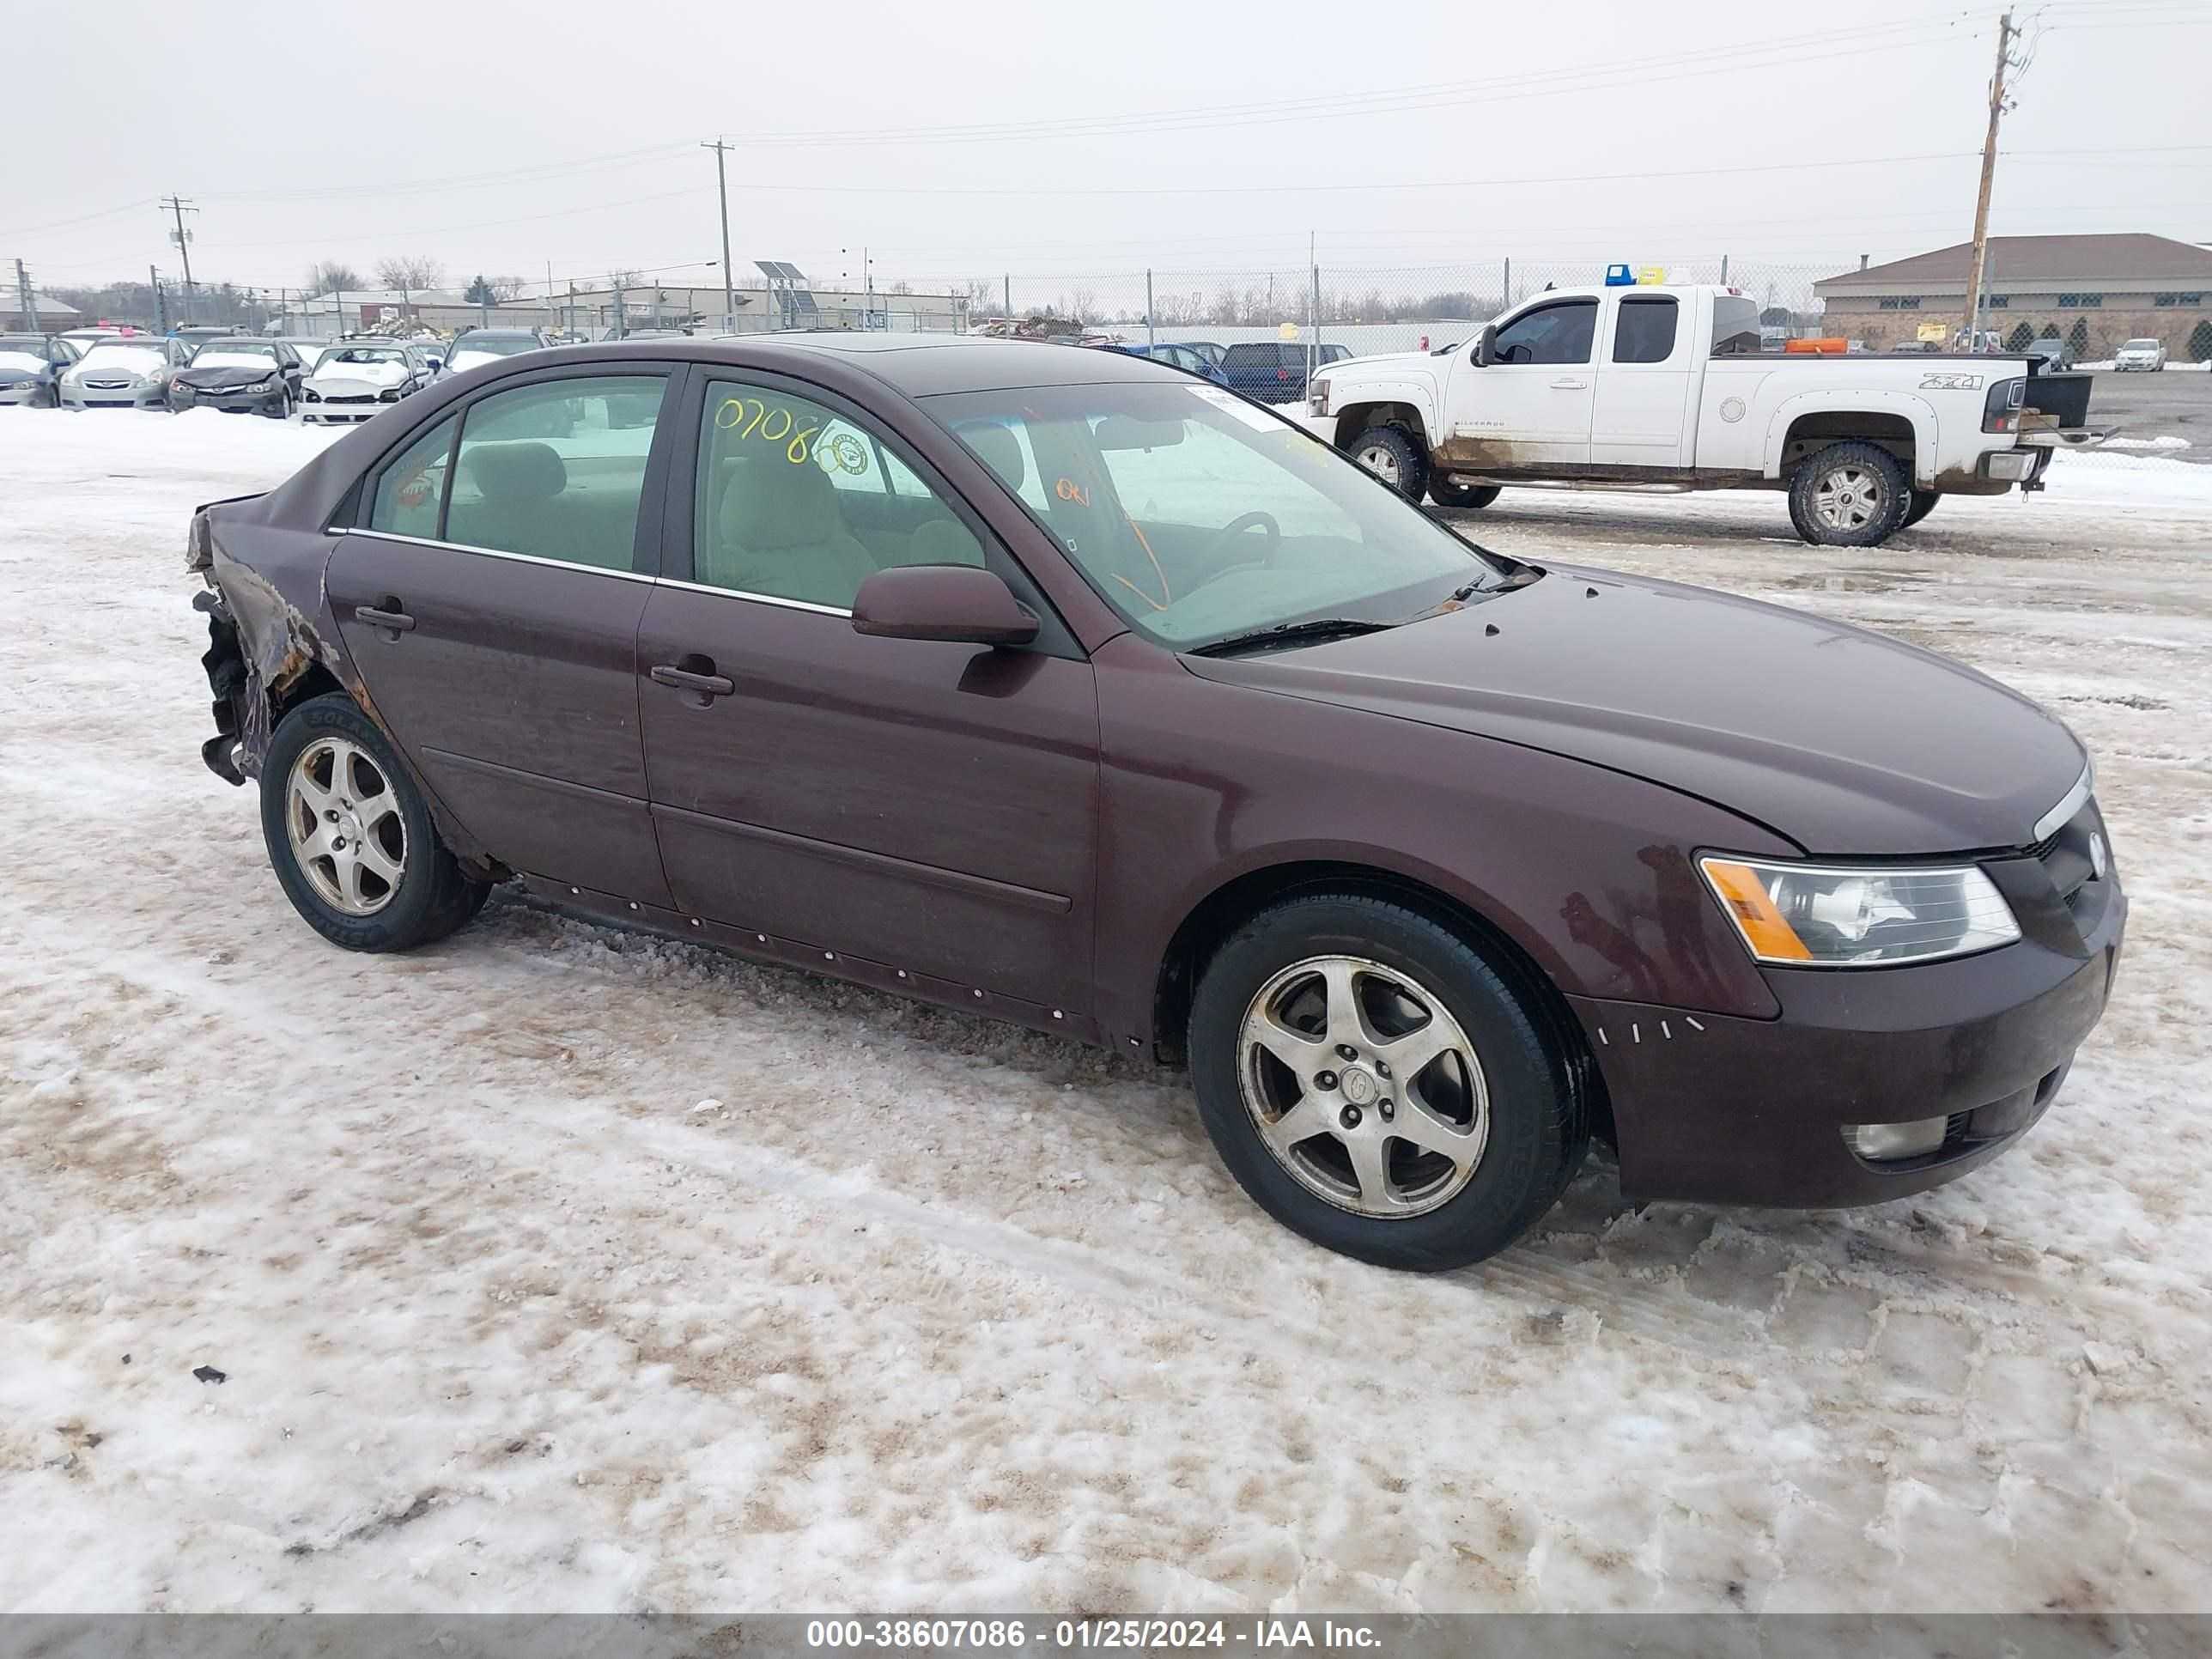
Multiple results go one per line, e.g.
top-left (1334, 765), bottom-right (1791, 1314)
top-left (714, 397), bottom-right (821, 465)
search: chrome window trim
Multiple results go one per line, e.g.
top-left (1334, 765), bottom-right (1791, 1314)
top-left (2032, 759), bottom-right (2095, 844)
top-left (335, 527), bottom-right (856, 617)
top-left (334, 526), bottom-right (657, 583)
top-left (657, 575), bottom-right (853, 617)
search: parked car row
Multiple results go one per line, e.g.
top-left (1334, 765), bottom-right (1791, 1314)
top-left (2, 322), bottom-right (567, 420)
top-left (1099, 337), bottom-right (1354, 404)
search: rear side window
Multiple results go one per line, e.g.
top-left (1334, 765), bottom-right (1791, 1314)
top-left (1711, 295), bottom-right (1761, 356)
top-left (1613, 296), bottom-right (1679, 363)
top-left (368, 415), bottom-right (457, 541)
top-left (1492, 301), bottom-right (1597, 365)
top-left (1224, 343), bottom-right (1282, 368)
top-left (443, 375), bottom-right (665, 569)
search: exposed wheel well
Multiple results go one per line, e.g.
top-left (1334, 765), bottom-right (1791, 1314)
top-left (1779, 412), bottom-right (1917, 479)
top-left (275, 661), bottom-right (348, 723)
top-left (1333, 402), bottom-right (1430, 453)
top-left (1152, 860), bottom-right (1612, 1144)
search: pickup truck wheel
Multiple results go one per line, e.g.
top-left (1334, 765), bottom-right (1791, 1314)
top-left (1790, 441), bottom-right (1910, 547)
top-left (1899, 489), bottom-right (1940, 529)
top-left (1349, 426), bottom-right (1429, 503)
top-left (1188, 893), bottom-right (1588, 1271)
top-left (1429, 477), bottom-right (1501, 510)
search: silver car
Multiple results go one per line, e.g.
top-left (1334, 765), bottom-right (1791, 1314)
top-left (0, 334), bottom-right (73, 406)
top-left (58, 337), bottom-right (188, 410)
top-left (2112, 337), bottom-right (2168, 372)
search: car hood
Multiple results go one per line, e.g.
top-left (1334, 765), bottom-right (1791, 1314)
top-left (0, 365), bottom-right (48, 385)
top-left (1182, 565), bottom-right (2086, 856)
top-left (179, 365), bottom-right (278, 388)
top-left (309, 360), bottom-right (409, 388)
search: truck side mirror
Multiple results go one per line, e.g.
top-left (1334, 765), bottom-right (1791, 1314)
top-left (1474, 325), bottom-right (1498, 368)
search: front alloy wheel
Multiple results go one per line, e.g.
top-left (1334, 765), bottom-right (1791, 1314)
top-left (1240, 956), bottom-right (1489, 1217)
top-left (1188, 893), bottom-right (1588, 1270)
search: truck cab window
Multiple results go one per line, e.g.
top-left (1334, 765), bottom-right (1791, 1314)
top-left (1711, 295), bottom-right (1762, 356)
top-left (1613, 295), bottom-right (1679, 363)
top-left (1491, 301), bottom-right (1597, 366)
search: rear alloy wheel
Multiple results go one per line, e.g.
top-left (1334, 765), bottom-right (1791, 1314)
top-left (1429, 477), bottom-right (1502, 511)
top-left (261, 692), bottom-right (485, 952)
top-left (1348, 424), bottom-right (1430, 503)
top-left (1189, 894), bottom-right (1586, 1270)
top-left (1789, 441), bottom-right (1910, 547)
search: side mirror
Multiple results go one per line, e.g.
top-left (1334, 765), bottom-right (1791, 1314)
top-left (1474, 325), bottom-right (1498, 367)
top-left (851, 564), bottom-right (1039, 648)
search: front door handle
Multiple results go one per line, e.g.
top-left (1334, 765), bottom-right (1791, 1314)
top-left (355, 603), bottom-right (415, 635)
top-left (1548, 377), bottom-right (1589, 390)
top-left (651, 663), bottom-right (736, 699)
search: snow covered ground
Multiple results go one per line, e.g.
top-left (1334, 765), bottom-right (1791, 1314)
top-left (3, 410), bottom-right (2209, 1615)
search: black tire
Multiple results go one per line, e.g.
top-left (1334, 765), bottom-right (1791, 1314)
top-left (1429, 477), bottom-right (1502, 511)
top-left (1188, 894), bottom-right (1587, 1271)
top-left (259, 692), bottom-right (479, 952)
top-left (1899, 489), bottom-right (1940, 529)
top-left (1788, 441), bottom-right (1911, 547)
top-left (1347, 424), bottom-right (1430, 503)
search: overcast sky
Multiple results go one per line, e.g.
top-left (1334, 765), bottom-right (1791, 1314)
top-left (7, 0), bottom-right (2208, 303)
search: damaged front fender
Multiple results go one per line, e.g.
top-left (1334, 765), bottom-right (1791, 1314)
top-left (195, 520), bottom-right (343, 784)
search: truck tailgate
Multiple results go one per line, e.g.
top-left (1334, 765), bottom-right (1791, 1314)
top-left (2026, 370), bottom-right (2093, 429)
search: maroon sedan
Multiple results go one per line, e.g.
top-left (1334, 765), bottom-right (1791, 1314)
top-left (187, 336), bottom-right (2124, 1270)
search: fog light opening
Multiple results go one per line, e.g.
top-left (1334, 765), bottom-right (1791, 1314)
top-left (1846, 1116), bottom-right (1948, 1162)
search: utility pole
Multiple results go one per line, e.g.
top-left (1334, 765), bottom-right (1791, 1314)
top-left (1003, 273), bottom-right (1010, 318)
top-left (1961, 9), bottom-right (2017, 343)
top-left (702, 137), bottom-right (737, 331)
top-left (611, 273), bottom-right (627, 338)
top-left (149, 265), bottom-right (167, 331)
top-left (16, 259), bottom-right (37, 334)
top-left (160, 195), bottom-right (198, 325)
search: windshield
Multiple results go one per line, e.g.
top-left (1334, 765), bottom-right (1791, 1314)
top-left (2123, 339), bottom-right (2159, 350)
top-left (924, 381), bottom-right (1504, 649)
top-left (191, 344), bottom-right (278, 369)
top-left (318, 345), bottom-right (407, 369)
top-left (76, 344), bottom-right (165, 373)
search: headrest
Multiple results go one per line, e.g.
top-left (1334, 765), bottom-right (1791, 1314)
top-left (960, 423), bottom-right (1026, 493)
top-left (720, 454), bottom-right (838, 550)
top-left (465, 441), bottom-right (566, 502)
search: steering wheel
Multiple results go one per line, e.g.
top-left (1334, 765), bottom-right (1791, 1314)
top-left (1186, 511), bottom-right (1283, 593)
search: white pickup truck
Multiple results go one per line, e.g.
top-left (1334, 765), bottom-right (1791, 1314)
top-left (1297, 283), bottom-right (2107, 546)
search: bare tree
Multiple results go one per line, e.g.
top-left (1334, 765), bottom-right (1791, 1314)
top-left (888, 279), bottom-right (913, 295)
top-left (374, 255), bottom-right (445, 294)
top-left (963, 277), bottom-right (997, 314)
top-left (489, 274), bottom-right (530, 302)
top-left (306, 259), bottom-right (364, 295)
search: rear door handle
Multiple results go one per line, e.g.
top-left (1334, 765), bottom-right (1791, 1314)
top-left (354, 604), bottom-right (415, 633)
top-left (651, 663), bottom-right (736, 698)
top-left (1549, 377), bottom-right (1589, 390)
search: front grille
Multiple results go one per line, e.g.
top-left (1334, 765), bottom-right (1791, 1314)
top-left (83, 380), bottom-right (131, 389)
top-left (325, 393), bottom-right (375, 404)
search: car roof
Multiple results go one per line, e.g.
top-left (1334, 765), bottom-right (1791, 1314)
top-left (478, 332), bottom-right (1180, 398)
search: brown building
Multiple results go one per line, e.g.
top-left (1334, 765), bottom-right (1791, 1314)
top-left (1814, 233), bottom-right (2212, 360)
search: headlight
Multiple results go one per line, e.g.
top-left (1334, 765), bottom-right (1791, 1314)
top-left (379, 386), bottom-right (404, 403)
top-left (303, 388), bottom-right (321, 401)
top-left (1698, 856), bottom-right (2020, 967)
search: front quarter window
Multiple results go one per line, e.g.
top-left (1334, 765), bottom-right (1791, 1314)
top-left (927, 381), bottom-right (1503, 648)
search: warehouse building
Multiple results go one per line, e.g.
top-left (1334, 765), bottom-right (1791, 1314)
top-left (1814, 233), bottom-right (2212, 360)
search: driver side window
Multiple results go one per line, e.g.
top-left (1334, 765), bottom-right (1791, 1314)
top-left (1491, 300), bottom-right (1598, 366)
